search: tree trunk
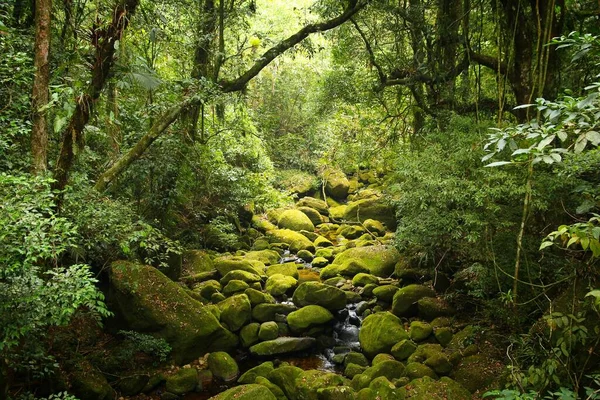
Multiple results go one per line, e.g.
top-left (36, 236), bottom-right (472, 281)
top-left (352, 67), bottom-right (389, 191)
top-left (31, 0), bottom-right (51, 174)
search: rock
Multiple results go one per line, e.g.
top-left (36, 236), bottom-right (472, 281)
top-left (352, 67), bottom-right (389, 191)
top-left (70, 361), bottom-right (115, 400)
top-left (353, 360), bottom-right (405, 390)
top-left (292, 282), bottom-right (347, 311)
top-left (372, 285), bottom-right (399, 303)
top-left (300, 230), bottom-right (319, 241)
top-left (238, 361), bottom-right (274, 384)
top-left (278, 209), bottom-right (315, 232)
top-left (266, 263), bottom-right (299, 279)
top-left (359, 312), bottom-right (408, 358)
top-left (317, 385), bottom-right (357, 400)
top-left (368, 377), bottom-right (401, 399)
top-left (252, 303), bottom-right (296, 322)
top-left (276, 169), bottom-right (318, 196)
top-left (183, 250), bottom-right (215, 276)
top-left (214, 257), bottom-right (265, 276)
top-left (352, 273), bottom-right (379, 287)
top-left (312, 257), bottom-right (329, 268)
top-left (267, 366), bottom-right (304, 399)
top-left (405, 362), bottom-right (438, 380)
top-left (337, 225), bottom-right (366, 239)
top-left (372, 354), bottom-right (395, 365)
top-left (450, 354), bottom-right (500, 393)
top-left (222, 279), bottom-right (250, 295)
top-left (211, 292), bottom-right (226, 303)
top-left (109, 261), bottom-right (236, 364)
top-left (194, 280), bottom-right (222, 299)
top-left (424, 352), bottom-right (453, 375)
top-left (297, 249), bottom-right (314, 262)
top-left (244, 250), bottom-right (281, 266)
top-left (362, 219), bottom-right (385, 236)
top-left (165, 368), bottom-right (198, 395)
top-left (403, 376), bottom-right (471, 400)
top-left (297, 197), bottom-right (329, 215)
top-left (240, 323), bottom-right (260, 348)
top-left (287, 305), bottom-right (334, 332)
top-left (391, 284), bottom-right (436, 317)
top-left (320, 260), bottom-right (370, 280)
top-left (407, 343), bottom-right (444, 364)
top-left (330, 205), bottom-right (347, 220)
top-left (417, 297), bottom-right (455, 320)
top-left (323, 168), bottom-right (350, 200)
top-left (394, 259), bottom-right (431, 282)
top-left (255, 376), bottom-right (287, 400)
top-left (434, 327), bottom-right (453, 347)
top-left (218, 294), bottom-right (252, 332)
top-left (344, 363), bottom-right (367, 379)
top-left (208, 352), bottom-right (239, 382)
top-left (259, 321), bottom-right (279, 341)
top-left (268, 229), bottom-right (316, 253)
top-left (265, 274), bottom-right (297, 296)
top-left (253, 238), bottom-right (270, 250)
top-left (252, 215), bottom-right (278, 233)
top-left (245, 288), bottom-right (275, 306)
top-left (391, 339), bottom-right (418, 360)
top-left (295, 369), bottom-right (346, 400)
top-left (297, 206), bottom-right (324, 226)
top-left (161, 392), bottom-right (179, 400)
top-left (249, 337), bottom-right (316, 356)
top-left (344, 352), bottom-right (369, 367)
top-left (208, 384), bottom-right (276, 400)
top-left (345, 291), bottom-right (361, 303)
top-left (331, 246), bottom-right (400, 277)
top-left (198, 370), bottom-right (213, 390)
top-left (143, 373), bottom-right (165, 393)
top-left (343, 198), bottom-right (396, 230)
top-left (448, 325), bottom-right (478, 350)
top-left (314, 235), bottom-right (333, 248)
top-left (220, 270), bottom-right (262, 286)
top-left (410, 321), bottom-right (433, 342)
top-left (118, 374), bottom-right (150, 396)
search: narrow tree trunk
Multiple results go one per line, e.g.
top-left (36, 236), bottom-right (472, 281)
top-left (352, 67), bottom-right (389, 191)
top-left (31, 0), bottom-right (51, 174)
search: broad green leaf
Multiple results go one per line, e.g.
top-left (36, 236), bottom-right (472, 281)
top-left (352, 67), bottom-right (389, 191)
top-left (574, 137), bottom-right (588, 153)
top-left (539, 241), bottom-right (554, 250)
top-left (586, 130), bottom-right (600, 145)
top-left (537, 135), bottom-right (555, 150)
top-left (485, 161), bottom-right (512, 167)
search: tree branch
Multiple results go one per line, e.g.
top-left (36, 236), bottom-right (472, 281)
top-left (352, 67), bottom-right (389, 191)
top-left (350, 18), bottom-right (387, 86)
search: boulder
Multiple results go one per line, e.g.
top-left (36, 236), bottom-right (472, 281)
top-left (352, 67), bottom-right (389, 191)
top-left (320, 260), bottom-right (370, 280)
top-left (295, 369), bottom-right (346, 400)
top-left (372, 285), bottom-right (399, 303)
top-left (317, 386), bottom-right (357, 399)
top-left (249, 337), bottom-right (316, 356)
top-left (238, 361), bottom-right (275, 384)
top-left (417, 297), bottom-right (455, 320)
top-left (165, 368), bottom-right (198, 395)
top-left (331, 246), bottom-right (400, 277)
top-left (252, 303), bottom-right (297, 322)
top-left (450, 354), bottom-right (500, 393)
top-left (292, 281), bottom-right (347, 311)
top-left (267, 366), bottom-right (303, 399)
top-left (362, 219), bottom-right (386, 236)
top-left (208, 352), bottom-right (239, 382)
top-left (278, 209), bottom-right (315, 232)
top-left (240, 323), bottom-right (260, 348)
top-left (352, 273), bottom-right (379, 287)
top-left (329, 205), bottom-right (347, 220)
top-left (434, 327), bottom-right (453, 347)
top-left (266, 262), bottom-right (299, 279)
top-left (312, 257), bottom-right (329, 268)
top-left (314, 235), bottom-right (333, 248)
top-left (214, 257), bottom-right (264, 276)
top-left (222, 279), bottom-right (250, 295)
top-left (353, 360), bottom-right (405, 389)
top-left (252, 215), bottom-right (278, 233)
top-left (217, 294), bottom-right (252, 332)
top-left (70, 361), bottom-right (115, 400)
top-left (323, 168), bottom-right (350, 200)
top-left (358, 312), bottom-right (408, 358)
top-left (194, 280), bottom-right (222, 299)
top-left (391, 284), bottom-right (436, 317)
top-left (244, 250), bottom-right (281, 266)
top-left (402, 377), bottom-right (470, 400)
top-left (245, 288), bottom-right (275, 306)
top-left (297, 249), bottom-right (314, 262)
top-left (297, 197), bottom-right (329, 215)
top-left (343, 198), bottom-right (396, 230)
top-left (391, 339), bottom-right (418, 361)
top-left (109, 262), bottom-right (237, 364)
top-left (265, 274), bottom-right (297, 296)
top-left (409, 321), bottom-right (433, 342)
top-left (287, 305), bottom-right (334, 332)
top-left (268, 229), bottom-right (316, 253)
top-left (258, 321), bottom-right (279, 341)
top-left (208, 384), bottom-right (276, 400)
top-left (405, 362), bottom-right (438, 380)
top-left (182, 250), bottom-right (214, 276)
top-left (297, 206), bottom-right (324, 226)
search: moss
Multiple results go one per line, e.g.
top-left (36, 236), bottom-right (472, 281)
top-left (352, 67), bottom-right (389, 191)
top-left (314, 235), bottom-right (333, 248)
top-left (214, 257), bottom-right (265, 276)
top-left (297, 197), bottom-right (329, 215)
top-left (267, 365), bottom-right (304, 399)
top-left (330, 205), bottom-right (348, 220)
top-left (372, 285), bottom-right (399, 303)
top-left (352, 273), bottom-right (379, 287)
top-left (403, 376), bottom-right (470, 400)
top-left (258, 321), bottom-right (279, 341)
top-left (312, 256), bottom-right (329, 268)
top-left (252, 215), bottom-right (278, 233)
top-left (209, 384), bottom-right (277, 400)
top-left (265, 273), bottom-right (297, 296)
top-left (250, 337), bottom-right (316, 356)
top-left (252, 303), bottom-right (297, 322)
top-left (244, 249), bottom-right (281, 265)
top-left (295, 369), bottom-right (346, 400)
top-left (337, 225), bottom-right (366, 239)
top-left (320, 259), bottom-right (370, 280)
top-left (297, 249), bottom-right (314, 262)
top-left (222, 279), bottom-right (250, 295)
top-left (344, 352), bottom-right (369, 367)
top-left (182, 250), bottom-right (214, 276)
top-left (165, 368), bottom-right (198, 395)
top-left (287, 305), bottom-right (334, 332)
top-left (317, 385), bottom-right (357, 400)
top-left (278, 209), bottom-right (315, 232)
top-left (405, 362), bottom-right (438, 380)
top-left (255, 376), bottom-right (288, 400)
top-left (450, 354), bottom-right (501, 393)
top-left (417, 297), bottom-right (455, 321)
top-left (292, 281), bottom-right (347, 311)
top-left (409, 321), bottom-right (433, 342)
top-left (323, 168), bottom-right (350, 200)
top-left (407, 343), bottom-right (444, 364)
top-left (331, 245), bottom-right (400, 277)
top-left (434, 327), bottom-right (453, 347)
top-left (240, 322), bottom-right (260, 348)
top-left (217, 294), bottom-right (252, 332)
top-left (268, 229), bottom-right (316, 253)
top-left (369, 377), bottom-right (403, 399)
top-left (359, 312), bottom-right (408, 358)
top-left (424, 352), bottom-right (453, 375)
top-left (355, 360), bottom-right (405, 389)
top-left (391, 284), bottom-right (436, 317)
top-left (220, 270), bottom-right (262, 286)
top-left (363, 219), bottom-right (386, 236)
top-left (70, 362), bottom-right (115, 400)
top-left (343, 198), bottom-right (396, 230)
top-left (391, 339), bottom-right (418, 361)
top-left (208, 351), bottom-right (239, 382)
top-left (238, 361), bottom-right (275, 384)
top-left (298, 206), bottom-right (324, 226)
top-left (244, 288), bottom-right (275, 306)
top-left (266, 262), bottom-right (299, 279)
top-left (372, 353), bottom-right (395, 365)
top-left (315, 247), bottom-right (335, 260)
top-left (344, 363), bottom-right (368, 379)
top-left (194, 279), bottom-right (221, 299)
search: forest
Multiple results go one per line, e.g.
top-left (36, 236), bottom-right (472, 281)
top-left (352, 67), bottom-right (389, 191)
top-left (1, 0), bottom-right (600, 399)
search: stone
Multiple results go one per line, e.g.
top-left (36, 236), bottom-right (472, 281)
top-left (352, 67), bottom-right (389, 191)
top-left (344, 352), bottom-right (369, 367)
top-left (287, 305), bottom-right (334, 332)
top-left (405, 362), bottom-right (438, 380)
top-left (208, 384), bottom-right (276, 400)
top-left (240, 323), bottom-right (260, 348)
top-left (249, 337), bottom-right (316, 356)
top-left (244, 288), bottom-right (275, 306)
top-left (268, 229), bottom-right (316, 253)
top-left (337, 225), bottom-right (366, 239)
top-left (320, 260), bottom-right (370, 280)
top-left (297, 249), bottom-right (314, 262)
top-left (252, 303), bottom-right (296, 322)
top-left (352, 273), bottom-right (379, 287)
top-left (266, 263), bottom-right (299, 279)
top-left (252, 215), bottom-right (278, 233)
top-left (295, 369), bottom-right (346, 400)
top-left (315, 247), bottom-right (335, 260)
top-left (391, 339), bottom-right (418, 361)
top-left (109, 262), bottom-right (237, 364)
top-left (372, 285), bottom-right (399, 303)
top-left (450, 354), bottom-right (500, 393)
top-left (220, 270), bottom-right (262, 285)
top-left (255, 376), bottom-right (287, 400)
top-left (358, 312), bottom-right (408, 358)
top-left (214, 257), bottom-right (264, 276)
top-left (424, 352), bottom-right (453, 375)
top-left (354, 361), bottom-right (405, 389)
top-left (331, 246), bottom-right (400, 277)
top-left (312, 257), bottom-right (329, 268)
top-left (217, 294), bottom-right (252, 332)
top-left (410, 321), bottom-right (433, 342)
top-left (267, 366), bottom-right (303, 399)
top-left (391, 284), bottom-right (436, 317)
top-left (70, 361), bottom-right (115, 400)
top-left (362, 219), bottom-right (386, 236)
top-left (297, 197), bottom-right (329, 215)
top-left (343, 198), bottom-right (396, 230)
top-left (314, 235), bottom-right (333, 248)
top-left (117, 374), bottom-right (149, 396)
top-left (434, 327), bottom-right (453, 347)
top-left (165, 368), bottom-right (198, 395)
top-left (372, 354), bottom-right (395, 365)
top-left (265, 274), bottom-right (297, 296)
top-left (402, 377), bottom-right (471, 400)
top-left (222, 279), bottom-right (250, 295)
top-left (194, 280), bottom-right (222, 299)
top-left (317, 386), bottom-right (357, 400)
top-left (297, 206), bottom-right (324, 226)
top-left (368, 377), bottom-right (401, 399)
top-left (211, 292), bottom-right (226, 303)
top-left (244, 250), bottom-right (281, 266)
top-left (237, 361), bottom-right (274, 384)
top-left (292, 281), bottom-right (347, 311)
top-left (278, 209), bottom-right (315, 232)
top-left (258, 321), bottom-right (279, 341)
top-left (208, 351), bottom-right (239, 382)
top-left (417, 297), bottom-right (455, 321)
top-left (182, 250), bottom-right (214, 276)
top-left (345, 363), bottom-right (367, 379)
top-left (330, 205), bottom-right (347, 220)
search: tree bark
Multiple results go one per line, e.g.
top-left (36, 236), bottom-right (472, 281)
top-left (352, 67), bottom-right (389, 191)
top-left (31, 0), bottom-right (51, 174)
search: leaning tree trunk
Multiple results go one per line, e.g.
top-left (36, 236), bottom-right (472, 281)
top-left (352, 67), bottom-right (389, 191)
top-left (31, 0), bottom-right (51, 174)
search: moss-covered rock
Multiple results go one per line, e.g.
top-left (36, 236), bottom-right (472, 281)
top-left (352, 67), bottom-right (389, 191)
top-left (208, 351), bottom-right (239, 382)
top-left (323, 168), bottom-right (350, 200)
top-left (266, 262), bottom-right (299, 279)
top-left (70, 361), bottom-right (115, 400)
top-left (314, 235), bottom-right (334, 248)
top-left (244, 288), bottom-right (275, 306)
top-left (297, 206), bottom-right (324, 226)
top-left (407, 343), bottom-right (444, 364)
top-left (354, 361), bottom-right (405, 390)
top-left (391, 285), bottom-right (436, 317)
top-left (109, 261), bottom-right (237, 364)
top-left (240, 322), bottom-right (260, 348)
top-left (352, 273), bottom-right (379, 287)
top-left (194, 279), bottom-right (222, 299)
top-left (337, 225), bottom-right (366, 239)
top-left (424, 352), bottom-right (453, 375)
top-left (244, 249), bottom-right (281, 266)
top-left (312, 256), bottom-right (329, 268)
top-left (295, 369), bottom-right (346, 400)
top-left (372, 353), bottom-right (395, 365)
top-left (265, 274), bottom-right (297, 296)
top-left (359, 312), bottom-right (408, 358)
top-left (344, 352), bottom-right (369, 367)
top-left (331, 246), bottom-right (400, 277)
top-left (258, 321), bottom-right (279, 341)
top-left (255, 376), bottom-right (287, 400)
top-left (209, 384), bottom-right (277, 400)
top-left (317, 385), bottom-right (357, 400)
top-left (252, 215), bottom-right (278, 233)
top-left (297, 249), bottom-right (314, 262)
top-left (292, 281), bottom-right (347, 311)
top-left (417, 297), bottom-right (455, 321)
top-left (372, 285), bottom-right (399, 303)
top-left (343, 198), bottom-right (396, 230)
top-left (409, 321), bottom-right (433, 342)
top-left (275, 169), bottom-right (318, 196)
top-left (391, 339), bottom-right (418, 361)
top-left (252, 303), bottom-right (296, 322)
top-left (214, 257), bottom-right (265, 276)
top-left (183, 250), bottom-right (215, 276)
top-left (249, 337), bottom-right (316, 356)
top-left (117, 374), bottom-right (149, 396)
top-left (405, 362), bottom-right (438, 380)
top-left (363, 219), bottom-right (386, 236)
top-left (278, 209), bottom-right (315, 232)
top-left (222, 279), bottom-right (250, 295)
top-left (345, 363), bottom-right (368, 379)
top-left (447, 325), bottom-right (478, 350)
top-left (450, 354), bottom-right (500, 393)
top-left (320, 259), bottom-right (370, 280)
top-left (238, 361), bottom-right (274, 384)
top-left (403, 377), bottom-right (470, 400)
top-left (330, 205), bottom-right (348, 220)
top-left (287, 305), bottom-right (334, 332)
top-left (267, 365), bottom-right (304, 399)
top-left (434, 327), bottom-right (453, 347)
top-left (165, 368), bottom-right (198, 395)
top-left (367, 377), bottom-right (402, 399)
top-left (217, 294), bottom-right (252, 332)
top-left (268, 229), bottom-right (316, 253)
top-left (297, 197), bottom-right (329, 216)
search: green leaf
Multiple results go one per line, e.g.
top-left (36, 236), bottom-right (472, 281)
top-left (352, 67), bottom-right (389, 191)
top-left (540, 241), bottom-right (554, 250)
top-left (586, 130), bottom-right (600, 145)
top-left (485, 161), bottom-right (512, 167)
top-left (574, 137), bottom-right (588, 153)
top-left (537, 135), bottom-right (556, 150)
